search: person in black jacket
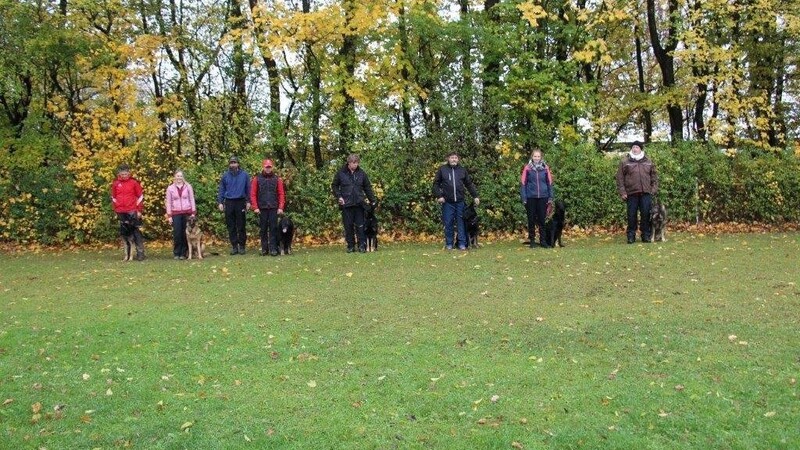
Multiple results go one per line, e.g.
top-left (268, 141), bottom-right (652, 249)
top-left (432, 152), bottom-right (479, 250)
top-left (332, 154), bottom-right (377, 253)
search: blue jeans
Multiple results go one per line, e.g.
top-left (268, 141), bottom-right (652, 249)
top-left (626, 193), bottom-right (652, 241)
top-left (442, 201), bottom-right (466, 248)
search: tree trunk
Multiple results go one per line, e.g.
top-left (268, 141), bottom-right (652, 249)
top-left (634, 24), bottom-right (652, 143)
top-left (646, 0), bottom-right (682, 142)
top-left (337, 0), bottom-right (357, 158)
top-left (481, 0), bottom-right (501, 153)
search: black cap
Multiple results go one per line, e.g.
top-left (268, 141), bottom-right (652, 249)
top-left (631, 141), bottom-right (644, 149)
top-left (117, 164), bottom-right (130, 173)
top-left (229, 155), bottom-right (239, 163)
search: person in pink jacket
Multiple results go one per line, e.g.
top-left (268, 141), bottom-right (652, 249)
top-left (165, 170), bottom-right (196, 259)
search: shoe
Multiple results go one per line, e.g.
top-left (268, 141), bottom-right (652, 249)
top-left (270, 251), bottom-right (278, 257)
top-left (179, 256), bottom-right (186, 260)
top-left (445, 245), bottom-right (453, 250)
top-left (239, 247), bottom-right (246, 255)
top-left (627, 238), bottom-right (635, 244)
top-left (458, 246), bottom-right (467, 251)
top-left (642, 237), bottom-right (651, 243)
top-left (347, 247), bottom-right (355, 253)
top-left (529, 242), bottom-right (536, 248)
top-left (359, 247), bottom-right (367, 253)
top-left (135, 254), bottom-right (145, 261)
top-left (230, 248), bottom-right (238, 255)
top-left (174, 256), bottom-right (181, 260)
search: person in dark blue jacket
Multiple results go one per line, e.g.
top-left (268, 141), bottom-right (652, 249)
top-left (217, 155), bottom-right (251, 255)
top-left (332, 154), bottom-right (377, 253)
top-left (432, 152), bottom-right (479, 250)
top-left (520, 149), bottom-right (554, 248)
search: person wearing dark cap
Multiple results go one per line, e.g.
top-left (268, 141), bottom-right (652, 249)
top-left (250, 159), bottom-right (285, 256)
top-left (111, 163), bottom-right (145, 260)
top-left (331, 154), bottom-right (377, 253)
top-left (217, 155), bottom-right (251, 254)
top-left (615, 141), bottom-right (658, 243)
top-left (432, 151), bottom-right (479, 250)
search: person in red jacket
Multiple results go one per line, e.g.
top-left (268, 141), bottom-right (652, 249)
top-left (250, 159), bottom-right (285, 256)
top-left (111, 164), bottom-right (145, 260)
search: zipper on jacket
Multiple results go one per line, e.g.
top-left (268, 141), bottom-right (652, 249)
top-left (451, 168), bottom-right (456, 200)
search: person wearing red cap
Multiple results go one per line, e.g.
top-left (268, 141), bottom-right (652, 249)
top-left (250, 159), bottom-right (285, 256)
top-left (111, 163), bottom-right (145, 260)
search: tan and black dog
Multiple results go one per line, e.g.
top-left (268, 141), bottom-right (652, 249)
top-left (186, 216), bottom-right (205, 259)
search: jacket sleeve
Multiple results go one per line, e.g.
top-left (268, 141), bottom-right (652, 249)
top-left (432, 167), bottom-right (442, 198)
top-left (650, 163), bottom-right (658, 195)
top-left (244, 173), bottom-right (251, 203)
top-left (188, 184), bottom-right (196, 215)
top-left (165, 186), bottom-right (172, 216)
top-left (363, 173), bottom-right (377, 205)
top-left (519, 166), bottom-right (528, 202)
top-left (277, 178), bottom-right (286, 210)
top-left (464, 169), bottom-right (478, 199)
top-left (135, 180), bottom-right (144, 212)
top-left (217, 174), bottom-right (226, 204)
top-left (615, 159), bottom-right (626, 197)
top-left (331, 172), bottom-right (341, 199)
top-left (111, 182), bottom-right (118, 209)
top-left (250, 177), bottom-right (259, 210)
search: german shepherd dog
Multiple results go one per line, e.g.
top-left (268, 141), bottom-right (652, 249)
top-left (119, 213), bottom-right (138, 261)
top-left (463, 203), bottom-right (480, 248)
top-left (364, 203), bottom-right (379, 252)
top-left (279, 215), bottom-right (294, 255)
top-left (544, 199), bottom-right (566, 248)
top-left (186, 215), bottom-right (205, 259)
top-left (650, 200), bottom-right (667, 242)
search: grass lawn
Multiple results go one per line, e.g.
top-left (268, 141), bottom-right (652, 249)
top-left (1, 232), bottom-right (799, 449)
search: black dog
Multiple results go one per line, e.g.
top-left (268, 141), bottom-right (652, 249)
top-left (463, 204), bottom-right (480, 248)
top-left (543, 200), bottom-right (566, 248)
top-left (364, 203), bottom-right (379, 251)
top-left (650, 201), bottom-right (667, 242)
top-left (279, 215), bottom-right (294, 255)
top-left (118, 213), bottom-right (139, 261)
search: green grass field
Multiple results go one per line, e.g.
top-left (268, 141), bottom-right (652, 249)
top-left (1, 233), bottom-right (798, 449)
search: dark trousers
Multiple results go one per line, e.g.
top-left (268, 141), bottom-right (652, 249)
top-left (525, 198), bottom-right (548, 245)
top-left (341, 205), bottom-right (366, 251)
top-left (626, 193), bottom-right (652, 241)
top-left (258, 208), bottom-right (279, 253)
top-left (442, 201), bottom-right (466, 248)
top-left (117, 213), bottom-right (144, 256)
top-left (224, 198), bottom-right (247, 249)
top-left (171, 214), bottom-right (189, 257)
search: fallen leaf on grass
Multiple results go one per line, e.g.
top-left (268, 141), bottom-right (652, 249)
top-left (307, 380), bottom-right (317, 388)
top-left (728, 335), bottom-right (737, 341)
top-left (106, 388), bottom-right (113, 396)
top-left (80, 415), bottom-right (92, 424)
top-left (490, 395), bottom-right (500, 403)
top-left (32, 402), bottom-right (42, 414)
top-left (181, 421), bottom-right (193, 431)
top-left (512, 442), bottom-right (524, 449)
top-left (518, 417), bottom-right (528, 424)
top-left (345, 272), bottom-right (353, 278)
top-left (2, 399), bottom-right (13, 406)
top-left (674, 384), bottom-right (685, 391)
top-left (764, 411), bottom-right (776, 417)
top-left (472, 398), bottom-right (482, 411)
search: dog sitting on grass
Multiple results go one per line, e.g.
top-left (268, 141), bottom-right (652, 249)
top-left (650, 201), bottom-right (667, 242)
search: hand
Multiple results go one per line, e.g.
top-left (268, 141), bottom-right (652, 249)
top-left (135, 211), bottom-right (142, 219)
top-left (168, 217), bottom-right (173, 224)
top-left (474, 198), bottom-right (480, 206)
top-left (621, 194), bottom-right (627, 201)
top-left (246, 203), bottom-right (251, 210)
top-left (437, 197), bottom-right (445, 204)
top-left (253, 208), bottom-right (260, 214)
top-left (338, 197), bottom-right (345, 206)
top-left (277, 208), bottom-right (283, 215)
top-left (218, 203), bottom-right (224, 212)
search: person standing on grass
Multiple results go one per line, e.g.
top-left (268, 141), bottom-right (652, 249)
top-left (217, 155), bottom-right (251, 255)
top-left (432, 151), bottom-right (479, 250)
top-left (331, 154), bottom-right (377, 253)
top-left (165, 170), bottom-right (196, 260)
top-left (615, 141), bottom-right (658, 244)
top-left (520, 149), bottom-right (554, 248)
top-left (250, 159), bottom-right (285, 256)
top-left (111, 163), bottom-right (145, 260)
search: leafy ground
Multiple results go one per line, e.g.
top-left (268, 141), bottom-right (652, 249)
top-left (1, 233), bottom-right (798, 449)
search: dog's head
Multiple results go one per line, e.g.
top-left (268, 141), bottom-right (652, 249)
top-left (187, 215), bottom-right (198, 229)
top-left (463, 204), bottom-right (479, 226)
top-left (279, 215), bottom-right (294, 233)
top-left (651, 203), bottom-right (666, 222)
top-left (119, 213), bottom-right (137, 236)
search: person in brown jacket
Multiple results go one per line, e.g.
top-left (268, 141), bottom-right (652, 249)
top-left (615, 141), bottom-right (658, 244)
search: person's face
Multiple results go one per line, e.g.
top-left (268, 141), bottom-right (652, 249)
top-left (631, 145), bottom-right (642, 154)
top-left (347, 160), bottom-right (359, 171)
top-left (448, 154), bottom-right (459, 166)
top-left (264, 165), bottom-right (273, 174)
top-left (118, 170), bottom-right (130, 180)
top-left (174, 172), bottom-right (184, 184)
top-left (229, 161), bottom-right (239, 171)
top-left (531, 152), bottom-right (542, 163)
